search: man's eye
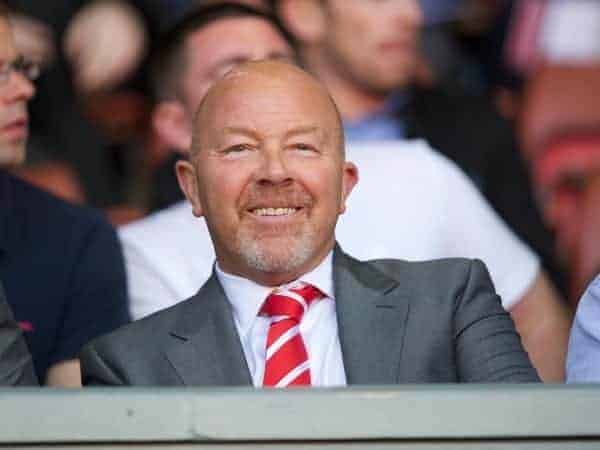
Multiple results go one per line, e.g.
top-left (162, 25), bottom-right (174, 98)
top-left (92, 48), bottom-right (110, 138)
top-left (292, 143), bottom-right (317, 153)
top-left (222, 144), bottom-right (252, 156)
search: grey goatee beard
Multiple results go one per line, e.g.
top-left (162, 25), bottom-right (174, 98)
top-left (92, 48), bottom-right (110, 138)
top-left (236, 226), bottom-right (318, 275)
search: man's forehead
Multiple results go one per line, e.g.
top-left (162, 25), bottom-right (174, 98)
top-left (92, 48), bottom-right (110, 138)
top-left (192, 62), bottom-right (343, 150)
top-left (218, 123), bottom-right (325, 138)
top-left (185, 16), bottom-right (288, 57)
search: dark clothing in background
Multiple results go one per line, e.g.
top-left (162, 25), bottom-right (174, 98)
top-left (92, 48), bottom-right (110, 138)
top-left (403, 86), bottom-right (566, 293)
top-left (0, 171), bottom-right (130, 381)
top-left (0, 281), bottom-right (37, 386)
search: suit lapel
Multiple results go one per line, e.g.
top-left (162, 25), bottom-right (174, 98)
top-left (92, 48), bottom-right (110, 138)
top-left (164, 273), bottom-right (252, 386)
top-left (333, 247), bottom-right (411, 385)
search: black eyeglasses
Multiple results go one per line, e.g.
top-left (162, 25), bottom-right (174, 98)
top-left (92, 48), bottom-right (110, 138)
top-left (0, 56), bottom-right (40, 85)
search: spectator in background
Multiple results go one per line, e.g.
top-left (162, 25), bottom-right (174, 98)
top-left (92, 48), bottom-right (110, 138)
top-left (5, 0), bottom-right (151, 207)
top-left (568, 274), bottom-right (600, 382)
top-left (516, 0), bottom-right (600, 303)
top-left (147, 2), bottom-right (294, 210)
top-left (272, 0), bottom-right (564, 296)
top-left (0, 4), bottom-right (130, 386)
top-left (517, 1), bottom-right (600, 302)
top-left (519, 67), bottom-right (600, 304)
top-left (120, 3), bottom-right (569, 381)
top-left (0, 281), bottom-right (37, 386)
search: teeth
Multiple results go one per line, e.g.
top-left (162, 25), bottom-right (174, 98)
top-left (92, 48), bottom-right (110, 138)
top-left (253, 207), bottom-right (297, 216)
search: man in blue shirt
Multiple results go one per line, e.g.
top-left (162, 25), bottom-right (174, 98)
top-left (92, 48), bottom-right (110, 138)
top-left (0, 5), bottom-right (129, 386)
top-left (567, 275), bottom-right (600, 382)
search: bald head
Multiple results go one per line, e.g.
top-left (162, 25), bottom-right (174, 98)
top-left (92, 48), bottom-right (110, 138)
top-left (175, 60), bottom-right (358, 287)
top-left (191, 60), bottom-right (344, 156)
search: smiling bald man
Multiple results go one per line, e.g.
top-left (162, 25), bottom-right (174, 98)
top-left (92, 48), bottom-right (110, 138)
top-left (81, 61), bottom-right (538, 386)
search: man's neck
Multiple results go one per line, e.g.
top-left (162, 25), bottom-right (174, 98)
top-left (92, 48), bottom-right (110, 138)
top-left (302, 47), bottom-right (389, 123)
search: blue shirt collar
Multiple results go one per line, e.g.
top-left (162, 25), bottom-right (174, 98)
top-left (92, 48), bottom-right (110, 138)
top-left (343, 92), bottom-right (408, 142)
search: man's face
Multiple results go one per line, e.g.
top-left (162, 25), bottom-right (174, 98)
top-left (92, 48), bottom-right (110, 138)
top-left (178, 62), bottom-right (357, 286)
top-left (0, 17), bottom-right (35, 167)
top-left (533, 136), bottom-right (600, 298)
top-left (179, 16), bottom-right (293, 114)
top-left (319, 0), bottom-right (423, 95)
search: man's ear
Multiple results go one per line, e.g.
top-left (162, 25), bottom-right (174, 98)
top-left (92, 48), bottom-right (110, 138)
top-left (339, 161), bottom-right (359, 214)
top-left (278, 0), bottom-right (327, 45)
top-left (175, 159), bottom-right (203, 217)
top-left (153, 101), bottom-right (192, 153)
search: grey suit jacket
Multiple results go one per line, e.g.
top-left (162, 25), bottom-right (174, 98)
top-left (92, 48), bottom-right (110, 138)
top-left (81, 249), bottom-right (539, 385)
top-left (0, 283), bottom-right (38, 386)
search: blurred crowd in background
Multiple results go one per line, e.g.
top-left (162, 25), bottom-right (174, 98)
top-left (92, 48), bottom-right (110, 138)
top-left (6, 0), bottom-right (600, 306)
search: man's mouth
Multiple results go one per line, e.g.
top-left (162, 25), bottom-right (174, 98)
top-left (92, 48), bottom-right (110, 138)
top-left (3, 116), bottom-right (27, 128)
top-left (250, 207), bottom-right (300, 217)
top-left (1, 117), bottom-right (28, 140)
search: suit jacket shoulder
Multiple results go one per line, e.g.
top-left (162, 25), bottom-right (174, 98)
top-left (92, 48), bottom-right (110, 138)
top-left (81, 292), bottom-right (205, 386)
top-left (334, 251), bottom-right (539, 383)
top-left (81, 274), bottom-right (251, 387)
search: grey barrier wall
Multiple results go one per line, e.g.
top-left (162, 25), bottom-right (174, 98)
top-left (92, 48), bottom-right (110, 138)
top-left (0, 385), bottom-right (599, 449)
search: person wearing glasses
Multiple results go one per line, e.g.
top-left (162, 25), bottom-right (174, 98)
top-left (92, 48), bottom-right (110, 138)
top-left (0, 4), bottom-right (129, 387)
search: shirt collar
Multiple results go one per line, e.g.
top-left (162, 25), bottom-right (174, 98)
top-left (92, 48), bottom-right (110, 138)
top-left (343, 91), bottom-right (409, 141)
top-left (381, 91), bottom-right (409, 115)
top-left (216, 251), bottom-right (335, 338)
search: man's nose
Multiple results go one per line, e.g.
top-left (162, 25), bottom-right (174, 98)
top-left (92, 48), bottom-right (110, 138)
top-left (257, 145), bottom-right (293, 185)
top-left (6, 71), bottom-right (36, 102)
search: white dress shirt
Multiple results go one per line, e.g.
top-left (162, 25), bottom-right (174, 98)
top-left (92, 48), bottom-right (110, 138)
top-left (215, 252), bottom-right (347, 387)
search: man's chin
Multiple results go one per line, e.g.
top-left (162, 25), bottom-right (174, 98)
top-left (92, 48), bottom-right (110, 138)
top-left (0, 144), bottom-right (26, 168)
top-left (237, 235), bottom-right (314, 276)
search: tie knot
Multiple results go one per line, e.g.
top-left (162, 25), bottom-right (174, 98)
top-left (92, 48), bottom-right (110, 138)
top-left (260, 282), bottom-right (323, 322)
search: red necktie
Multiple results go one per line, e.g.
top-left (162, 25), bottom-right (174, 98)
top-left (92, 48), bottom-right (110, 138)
top-left (260, 282), bottom-right (323, 387)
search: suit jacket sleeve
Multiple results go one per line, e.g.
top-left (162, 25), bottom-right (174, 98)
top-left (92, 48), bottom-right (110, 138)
top-left (80, 340), bottom-right (127, 386)
top-left (0, 285), bottom-right (38, 386)
top-left (455, 260), bottom-right (540, 382)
